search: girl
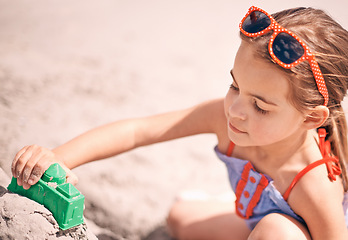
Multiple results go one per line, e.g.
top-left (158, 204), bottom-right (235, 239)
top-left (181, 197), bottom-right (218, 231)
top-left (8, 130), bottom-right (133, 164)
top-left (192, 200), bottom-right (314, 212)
top-left (11, 6), bottom-right (348, 240)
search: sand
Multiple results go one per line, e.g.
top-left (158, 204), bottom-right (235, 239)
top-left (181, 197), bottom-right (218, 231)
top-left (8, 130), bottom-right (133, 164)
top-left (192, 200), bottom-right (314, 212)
top-left (1, 1), bottom-right (347, 239)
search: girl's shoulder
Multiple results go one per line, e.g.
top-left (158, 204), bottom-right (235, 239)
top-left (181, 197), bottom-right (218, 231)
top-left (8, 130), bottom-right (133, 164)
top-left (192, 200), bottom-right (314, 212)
top-left (287, 163), bottom-right (346, 237)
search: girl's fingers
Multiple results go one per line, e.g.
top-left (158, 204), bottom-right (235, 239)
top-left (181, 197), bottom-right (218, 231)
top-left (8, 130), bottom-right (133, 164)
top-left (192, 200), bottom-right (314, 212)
top-left (26, 159), bottom-right (51, 185)
top-left (14, 147), bottom-right (36, 185)
top-left (59, 163), bottom-right (78, 185)
top-left (12, 145), bottom-right (54, 188)
top-left (12, 145), bottom-right (75, 190)
top-left (22, 160), bottom-right (56, 190)
top-left (12, 147), bottom-right (29, 178)
top-left (22, 156), bottom-right (41, 184)
top-left (21, 146), bottom-right (52, 182)
top-left (66, 170), bottom-right (79, 185)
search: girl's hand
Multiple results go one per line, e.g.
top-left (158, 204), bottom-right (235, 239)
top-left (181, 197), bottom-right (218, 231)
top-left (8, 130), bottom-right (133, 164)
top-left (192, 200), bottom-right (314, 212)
top-left (11, 145), bottom-right (78, 190)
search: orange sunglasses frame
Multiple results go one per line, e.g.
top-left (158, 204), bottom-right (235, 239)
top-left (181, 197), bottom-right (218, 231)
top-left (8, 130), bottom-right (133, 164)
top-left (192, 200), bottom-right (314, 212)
top-left (239, 6), bottom-right (329, 106)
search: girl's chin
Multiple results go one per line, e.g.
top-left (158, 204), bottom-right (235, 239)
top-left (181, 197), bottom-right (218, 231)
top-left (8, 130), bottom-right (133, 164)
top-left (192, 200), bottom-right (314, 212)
top-left (228, 131), bottom-right (252, 146)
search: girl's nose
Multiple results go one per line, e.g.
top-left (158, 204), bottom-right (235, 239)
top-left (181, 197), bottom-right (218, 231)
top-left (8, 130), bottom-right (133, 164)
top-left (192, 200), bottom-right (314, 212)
top-left (228, 98), bottom-right (247, 121)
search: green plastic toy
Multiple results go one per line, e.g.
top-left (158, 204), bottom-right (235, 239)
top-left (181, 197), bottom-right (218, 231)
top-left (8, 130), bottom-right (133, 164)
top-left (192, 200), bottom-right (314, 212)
top-left (7, 163), bottom-right (85, 230)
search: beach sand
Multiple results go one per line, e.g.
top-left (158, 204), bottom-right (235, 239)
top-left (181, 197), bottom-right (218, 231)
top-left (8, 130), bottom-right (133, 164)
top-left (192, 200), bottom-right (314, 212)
top-left (1, 1), bottom-right (347, 239)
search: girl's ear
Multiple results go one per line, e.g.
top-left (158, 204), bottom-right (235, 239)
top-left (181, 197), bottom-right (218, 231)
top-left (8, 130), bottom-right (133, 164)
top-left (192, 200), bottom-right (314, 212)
top-left (303, 105), bottom-right (329, 129)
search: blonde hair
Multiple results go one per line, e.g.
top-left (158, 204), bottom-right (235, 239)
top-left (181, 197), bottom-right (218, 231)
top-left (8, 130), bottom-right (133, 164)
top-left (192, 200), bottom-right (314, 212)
top-left (240, 7), bottom-right (348, 190)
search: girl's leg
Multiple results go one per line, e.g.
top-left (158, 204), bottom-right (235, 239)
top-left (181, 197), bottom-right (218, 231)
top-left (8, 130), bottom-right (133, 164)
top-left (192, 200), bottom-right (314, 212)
top-left (166, 199), bottom-right (250, 240)
top-left (248, 213), bottom-right (311, 240)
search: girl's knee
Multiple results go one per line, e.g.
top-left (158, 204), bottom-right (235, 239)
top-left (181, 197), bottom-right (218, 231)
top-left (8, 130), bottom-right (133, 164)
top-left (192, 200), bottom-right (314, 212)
top-left (166, 201), bottom-right (191, 239)
top-left (167, 199), bottom-right (251, 240)
top-left (166, 200), bottom-right (208, 239)
top-left (248, 214), bottom-right (310, 240)
top-left (166, 202), bottom-right (180, 238)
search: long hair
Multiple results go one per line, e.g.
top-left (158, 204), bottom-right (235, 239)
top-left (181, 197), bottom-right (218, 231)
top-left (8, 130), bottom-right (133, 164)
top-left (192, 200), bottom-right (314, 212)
top-left (240, 7), bottom-right (348, 190)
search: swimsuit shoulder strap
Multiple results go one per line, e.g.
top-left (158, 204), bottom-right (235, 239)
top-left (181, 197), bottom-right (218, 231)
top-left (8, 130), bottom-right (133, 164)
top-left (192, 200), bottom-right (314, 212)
top-left (282, 157), bottom-right (340, 201)
top-left (226, 141), bottom-right (235, 157)
top-left (283, 128), bottom-right (342, 201)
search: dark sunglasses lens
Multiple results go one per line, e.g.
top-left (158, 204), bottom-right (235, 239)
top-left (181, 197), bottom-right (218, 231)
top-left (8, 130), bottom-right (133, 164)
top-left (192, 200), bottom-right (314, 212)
top-left (272, 33), bottom-right (305, 64)
top-left (242, 11), bottom-right (271, 33)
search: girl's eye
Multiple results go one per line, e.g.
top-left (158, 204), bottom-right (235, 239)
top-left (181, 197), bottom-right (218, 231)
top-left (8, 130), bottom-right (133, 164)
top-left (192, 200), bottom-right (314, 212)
top-left (230, 83), bottom-right (239, 92)
top-left (253, 100), bottom-right (269, 115)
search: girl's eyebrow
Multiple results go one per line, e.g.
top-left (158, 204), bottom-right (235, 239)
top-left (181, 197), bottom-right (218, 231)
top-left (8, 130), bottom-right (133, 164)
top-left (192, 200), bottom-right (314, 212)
top-left (230, 69), bottom-right (278, 107)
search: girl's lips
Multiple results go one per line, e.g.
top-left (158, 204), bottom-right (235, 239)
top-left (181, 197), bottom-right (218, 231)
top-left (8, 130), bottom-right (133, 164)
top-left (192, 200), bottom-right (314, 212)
top-left (229, 122), bottom-right (246, 134)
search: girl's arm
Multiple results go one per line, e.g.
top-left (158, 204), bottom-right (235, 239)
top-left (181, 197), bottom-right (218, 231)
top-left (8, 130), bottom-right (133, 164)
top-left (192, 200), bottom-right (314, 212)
top-left (52, 98), bottom-right (226, 169)
top-left (289, 167), bottom-right (348, 240)
top-left (12, 98), bottom-right (226, 189)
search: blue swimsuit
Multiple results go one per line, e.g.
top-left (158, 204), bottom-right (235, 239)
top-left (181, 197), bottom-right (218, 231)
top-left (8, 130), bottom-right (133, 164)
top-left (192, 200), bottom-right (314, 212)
top-left (215, 129), bottom-right (348, 230)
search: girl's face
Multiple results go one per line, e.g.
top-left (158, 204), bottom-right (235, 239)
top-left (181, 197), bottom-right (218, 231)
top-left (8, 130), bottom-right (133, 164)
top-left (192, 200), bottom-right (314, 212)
top-left (224, 41), bottom-right (307, 147)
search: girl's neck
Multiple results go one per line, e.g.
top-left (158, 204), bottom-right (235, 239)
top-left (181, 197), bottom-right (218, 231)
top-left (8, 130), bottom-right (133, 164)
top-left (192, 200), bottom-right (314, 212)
top-left (251, 129), bottom-right (318, 171)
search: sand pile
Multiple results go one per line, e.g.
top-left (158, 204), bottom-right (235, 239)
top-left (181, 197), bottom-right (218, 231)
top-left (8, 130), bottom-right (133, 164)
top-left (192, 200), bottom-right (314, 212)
top-left (0, 168), bottom-right (97, 240)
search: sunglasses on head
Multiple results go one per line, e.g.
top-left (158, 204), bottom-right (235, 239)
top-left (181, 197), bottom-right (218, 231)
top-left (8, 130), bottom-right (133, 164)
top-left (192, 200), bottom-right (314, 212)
top-left (239, 6), bottom-right (329, 106)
